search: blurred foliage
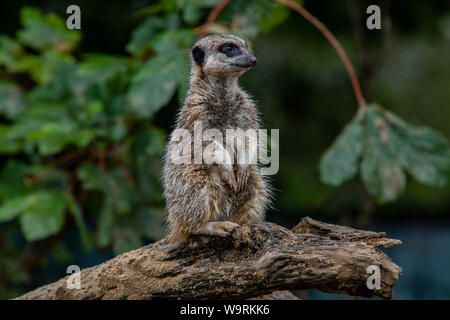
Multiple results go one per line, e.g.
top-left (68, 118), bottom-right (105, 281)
top-left (320, 104), bottom-right (449, 203)
top-left (0, 1), bottom-right (292, 298)
top-left (239, 1), bottom-right (450, 225)
top-left (0, 0), bottom-right (449, 299)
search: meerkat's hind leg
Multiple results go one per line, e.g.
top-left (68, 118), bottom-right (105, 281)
top-left (232, 168), bottom-right (269, 225)
top-left (181, 175), bottom-right (239, 239)
top-left (192, 221), bottom-right (240, 237)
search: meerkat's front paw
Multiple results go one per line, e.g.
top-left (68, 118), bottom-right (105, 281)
top-left (220, 167), bottom-right (238, 192)
top-left (206, 221), bottom-right (240, 237)
top-left (235, 167), bottom-right (249, 191)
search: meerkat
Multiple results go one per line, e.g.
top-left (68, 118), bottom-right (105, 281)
top-left (163, 34), bottom-right (270, 243)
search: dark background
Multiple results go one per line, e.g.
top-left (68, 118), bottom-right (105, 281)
top-left (0, 0), bottom-right (449, 299)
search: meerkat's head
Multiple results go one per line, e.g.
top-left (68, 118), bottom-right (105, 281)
top-left (191, 34), bottom-right (257, 78)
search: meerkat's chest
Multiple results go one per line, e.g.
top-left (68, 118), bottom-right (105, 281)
top-left (204, 100), bottom-right (250, 130)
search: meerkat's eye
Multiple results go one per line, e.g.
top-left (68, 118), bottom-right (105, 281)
top-left (218, 43), bottom-right (241, 57)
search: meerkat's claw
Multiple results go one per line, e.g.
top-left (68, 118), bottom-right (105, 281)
top-left (236, 167), bottom-right (249, 191)
top-left (220, 168), bottom-right (238, 192)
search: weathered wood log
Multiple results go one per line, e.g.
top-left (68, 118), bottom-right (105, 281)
top-left (16, 217), bottom-right (402, 300)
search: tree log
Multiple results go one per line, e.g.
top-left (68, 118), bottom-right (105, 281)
top-left (16, 217), bottom-right (402, 300)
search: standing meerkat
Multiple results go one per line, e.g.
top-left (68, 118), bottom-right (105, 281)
top-left (163, 34), bottom-right (270, 243)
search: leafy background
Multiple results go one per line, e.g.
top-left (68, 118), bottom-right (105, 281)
top-left (0, 0), bottom-right (449, 299)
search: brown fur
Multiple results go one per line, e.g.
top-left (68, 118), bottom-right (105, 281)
top-left (163, 34), bottom-right (270, 243)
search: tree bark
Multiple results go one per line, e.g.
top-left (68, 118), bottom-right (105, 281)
top-left (16, 217), bottom-right (402, 300)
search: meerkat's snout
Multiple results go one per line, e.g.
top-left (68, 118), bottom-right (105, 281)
top-left (236, 53), bottom-right (257, 68)
top-left (232, 53), bottom-right (257, 69)
top-left (248, 55), bottom-right (257, 67)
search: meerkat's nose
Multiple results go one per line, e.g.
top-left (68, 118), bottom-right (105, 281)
top-left (248, 55), bottom-right (257, 66)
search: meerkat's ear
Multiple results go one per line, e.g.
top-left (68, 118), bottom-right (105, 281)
top-left (192, 46), bottom-right (205, 66)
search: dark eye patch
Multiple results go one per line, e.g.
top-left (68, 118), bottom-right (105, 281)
top-left (218, 43), bottom-right (241, 57)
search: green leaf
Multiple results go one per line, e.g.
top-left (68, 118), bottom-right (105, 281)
top-left (85, 100), bottom-right (104, 119)
top-left (77, 164), bottom-right (109, 192)
top-left (385, 111), bottom-right (450, 187)
top-left (24, 122), bottom-right (96, 155)
top-left (28, 50), bottom-right (75, 86)
top-left (18, 191), bottom-right (69, 241)
top-left (360, 107), bottom-right (406, 203)
top-left (126, 16), bottom-right (166, 54)
top-left (150, 29), bottom-right (195, 55)
top-left (17, 7), bottom-right (81, 52)
top-left (320, 104), bottom-right (450, 204)
top-left (109, 117), bottom-right (127, 141)
top-left (223, 0), bottom-right (290, 38)
top-left (0, 191), bottom-right (69, 241)
top-left (25, 51), bottom-right (76, 104)
top-left (127, 50), bottom-right (189, 118)
top-left (0, 36), bottom-right (25, 72)
top-left (177, 0), bottom-right (219, 7)
top-left (182, 4), bottom-right (202, 25)
top-left (259, 2), bottom-right (291, 33)
top-left (319, 115), bottom-right (363, 186)
top-left (75, 54), bottom-right (129, 99)
top-left (0, 125), bottom-right (22, 154)
top-left (26, 122), bottom-right (76, 155)
top-left (23, 119), bottom-right (97, 155)
top-left (0, 195), bottom-right (36, 223)
top-left (77, 164), bottom-right (133, 214)
top-left (0, 160), bottom-right (30, 201)
top-left (0, 83), bottom-right (26, 120)
top-left (4, 103), bottom-right (73, 152)
top-left (132, 1), bottom-right (176, 18)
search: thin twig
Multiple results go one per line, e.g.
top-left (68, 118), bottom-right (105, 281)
top-left (199, 0), bottom-right (232, 38)
top-left (198, 0), bottom-right (366, 108)
top-left (96, 149), bottom-right (106, 169)
top-left (275, 0), bottom-right (366, 108)
top-left (47, 149), bottom-right (87, 167)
